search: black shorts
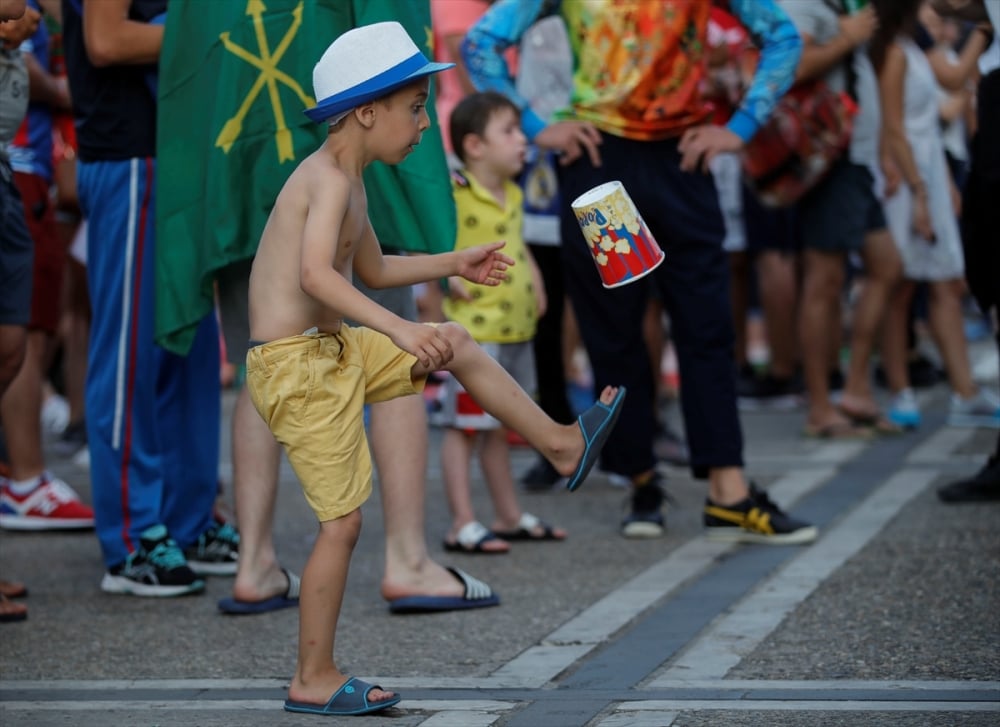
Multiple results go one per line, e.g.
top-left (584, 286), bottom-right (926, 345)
top-left (797, 159), bottom-right (886, 253)
top-left (742, 184), bottom-right (799, 255)
top-left (0, 167), bottom-right (34, 327)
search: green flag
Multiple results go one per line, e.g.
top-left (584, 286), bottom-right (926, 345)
top-left (155, 0), bottom-right (456, 355)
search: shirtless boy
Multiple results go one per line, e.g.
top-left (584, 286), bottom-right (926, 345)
top-left (246, 22), bottom-right (625, 717)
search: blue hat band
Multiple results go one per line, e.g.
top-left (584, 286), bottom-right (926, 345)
top-left (305, 51), bottom-right (432, 123)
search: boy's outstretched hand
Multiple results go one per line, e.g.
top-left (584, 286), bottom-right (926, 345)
top-left (456, 241), bottom-right (514, 286)
top-left (391, 320), bottom-right (454, 370)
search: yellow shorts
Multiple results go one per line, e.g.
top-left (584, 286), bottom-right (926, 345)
top-left (245, 327), bottom-right (426, 522)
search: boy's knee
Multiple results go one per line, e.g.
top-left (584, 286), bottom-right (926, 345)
top-left (318, 508), bottom-right (363, 546)
top-left (439, 321), bottom-right (473, 350)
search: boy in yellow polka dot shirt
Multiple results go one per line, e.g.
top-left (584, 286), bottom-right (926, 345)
top-left (438, 91), bottom-right (567, 553)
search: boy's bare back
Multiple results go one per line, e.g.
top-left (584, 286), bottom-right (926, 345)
top-left (248, 147), bottom-right (369, 342)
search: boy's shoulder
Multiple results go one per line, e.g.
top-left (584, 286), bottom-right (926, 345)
top-left (285, 149), bottom-right (353, 193)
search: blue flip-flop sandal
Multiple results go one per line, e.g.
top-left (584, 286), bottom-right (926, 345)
top-left (566, 386), bottom-right (627, 492)
top-left (284, 677), bottom-right (401, 716)
top-left (217, 569), bottom-right (300, 615)
top-left (388, 567), bottom-right (500, 614)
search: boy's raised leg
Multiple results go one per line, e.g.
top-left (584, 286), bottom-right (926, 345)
top-left (432, 323), bottom-right (625, 487)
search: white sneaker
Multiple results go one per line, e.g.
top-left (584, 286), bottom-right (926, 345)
top-left (72, 445), bottom-right (90, 470)
top-left (888, 388), bottom-right (921, 430)
top-left (40, 394), bottom-right (70, 435)
top-left (948, 389), bottom-right (1000, 429)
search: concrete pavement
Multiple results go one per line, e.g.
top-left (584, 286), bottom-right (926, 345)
top-left (1, 347), bottom-right (998, 726)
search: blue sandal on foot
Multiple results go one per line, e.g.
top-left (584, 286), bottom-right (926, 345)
top-left (566, 387), bottom-right (627, 492)
top-left (284, 677), bottom-right (400, 716)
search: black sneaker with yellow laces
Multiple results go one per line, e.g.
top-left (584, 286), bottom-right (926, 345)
top-left (704, 483), bottom-right (818, 545)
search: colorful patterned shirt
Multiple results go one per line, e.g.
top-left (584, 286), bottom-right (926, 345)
top-left (462, 0), bottom-right (801, 143)
top-left (443, 170), bottom-right (537, 344)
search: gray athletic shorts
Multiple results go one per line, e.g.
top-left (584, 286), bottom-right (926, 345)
top-left (216, 257), bottom-right (419, 364)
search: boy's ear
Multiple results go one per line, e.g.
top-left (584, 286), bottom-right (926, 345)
top-left (355, 102), bottom-right (377, 129)
top-left (461, 132), bottom-right (484, 161)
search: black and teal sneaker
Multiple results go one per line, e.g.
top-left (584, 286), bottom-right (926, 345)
top-left (101, 524), bottom-right (205, 597)
top-left (185, 520), bottom-right (240, 576)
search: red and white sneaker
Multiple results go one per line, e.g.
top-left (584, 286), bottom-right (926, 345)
top-left (0, 473), bottom-right (95, 530)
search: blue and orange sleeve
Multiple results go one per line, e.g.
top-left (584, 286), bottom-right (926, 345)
top-left (727, 0), bottom-right (802, 142)
top-left (462, 0), bottom-right (553, 140)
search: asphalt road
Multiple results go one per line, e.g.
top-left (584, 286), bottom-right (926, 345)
top-left (2, 344), bottom-right (998, 726)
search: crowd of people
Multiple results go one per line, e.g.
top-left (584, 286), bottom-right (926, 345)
top-left (1, 0), bottom-right (998, 716)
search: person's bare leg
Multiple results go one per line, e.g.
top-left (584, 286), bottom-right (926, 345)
top-left (0, 330), bottom-right (47, 479)
top-left (60, 261), bottom-right (90, 425)
top-left (480, 428), bottom-right (566, 537)
top-left (881, 281), bottom-right (916, 394)
top-left (756, 250), bottom-right (799, 379)
top-left (829, 291), bottom-right (844, 377)
top-left (708, 466), bottom-right (752, 506)
top-left (230, 385), bottom-right (287, 602)
top-left (441, 427), bottom-right (478, 527)
top-left (370, 394), bottom-right (485, 601)
top-left (433, 323), bottom-right (620, 475)
top-left (842, 230), bottom-right (900, 412)
top-left (0, 324), bottom-right (27, 398)
top-left (928, 279), bottom-right (977, 398)
top-left (439, 426), bottom-right (507, 551)
top-left (799, 250), bottom-right (850, 430)
top-left (287, 509), bottom-right (394, 707)
top-left (56, 226), bottom-right (89, 424)
top-left (562, 301), bottom-right (588, 386)
top-left (481, 428), bottom-right (526, 528)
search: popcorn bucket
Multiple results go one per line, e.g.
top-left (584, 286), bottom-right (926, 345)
top-left (570, 181), bottom-right (665, 289)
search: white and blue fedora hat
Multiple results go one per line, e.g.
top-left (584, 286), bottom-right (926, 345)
top-left (304, 21), bottom-right (454, 124)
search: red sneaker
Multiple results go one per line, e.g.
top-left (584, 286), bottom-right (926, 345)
top-left (0, 474), bottom-right (95, 530)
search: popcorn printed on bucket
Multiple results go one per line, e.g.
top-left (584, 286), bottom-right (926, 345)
top-left (571, 181), bottom-right (665, 289)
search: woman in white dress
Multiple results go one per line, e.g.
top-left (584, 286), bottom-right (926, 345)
top-left (870, 0), bottom-right (999, 429)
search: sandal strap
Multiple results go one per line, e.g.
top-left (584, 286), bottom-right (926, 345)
top-left (284, 569), bottom-right (301, 600)
top-left (455, 520), bottom-right (493, 549)
top-left (517, 512), bottom-right (542, 532)
top-left (447, 567), bottom-right (495, 600)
